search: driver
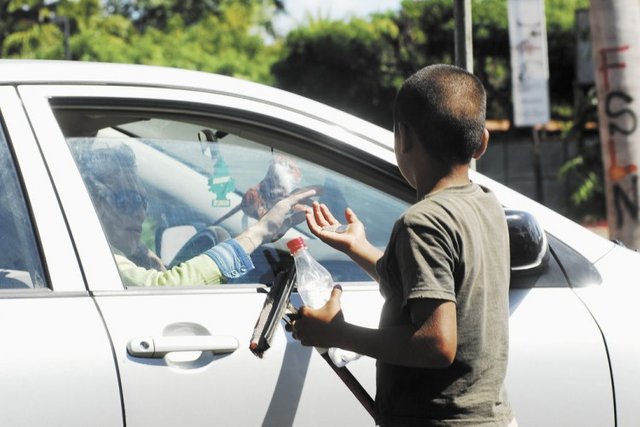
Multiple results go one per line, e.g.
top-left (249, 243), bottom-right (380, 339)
top-left (72, 141), bottom-right (315, 287)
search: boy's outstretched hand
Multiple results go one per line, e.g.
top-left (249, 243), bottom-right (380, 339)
top-left (305, 201), bottom-right (366, 254)
top-left (306, 201), bottom-right (383, 281)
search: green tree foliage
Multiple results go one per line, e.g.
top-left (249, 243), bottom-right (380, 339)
top-left (1, 0), bottom-right (590, 113)
top-left (1, 0), bottom-right (68, 58)
top-left (104, 0), bottom-right (283, 32)
top-left (272, 16), bottom-right (401, 127)
top-left (273, 0), bottom-right (589, 128)
top-left (105, 0), bottom-right (225, 29)
top-left (0, 0), bottom-right (600, 220)
top-left (1, 0), bottom-right (281, 83)
top-left (386, 0), bottom-right (512, 117)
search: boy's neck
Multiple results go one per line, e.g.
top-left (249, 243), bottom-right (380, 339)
top-left (416, 163), bottom-right (471, 199)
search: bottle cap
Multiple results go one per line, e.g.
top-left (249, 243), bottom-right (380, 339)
top-left (286, 237), bottom-right (306, 254)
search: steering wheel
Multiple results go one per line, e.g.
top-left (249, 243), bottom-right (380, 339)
top-left (168, 226), bottom-right (231, 269)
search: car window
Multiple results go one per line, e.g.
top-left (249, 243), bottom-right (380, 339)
top-left (55, 110), bottom-right (408, 287)
top-left (0, 123), bottom-right (47, 289)
top-left (547, 234), bottom-right (602, 287)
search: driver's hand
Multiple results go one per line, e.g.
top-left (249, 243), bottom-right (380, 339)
top-left (258, 187), bottom-right (318, 242)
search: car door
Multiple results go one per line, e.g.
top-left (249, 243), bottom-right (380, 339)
top-left (0, 87), bottom-right (122, 426)
top-left (19, 83), bottom-right (404, 426)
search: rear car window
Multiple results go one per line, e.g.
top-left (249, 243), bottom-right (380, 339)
top-left (0, 122), bottom-right (47, 289)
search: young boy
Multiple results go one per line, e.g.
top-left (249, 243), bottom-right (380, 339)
top-left (292, 64), bottom-right (516, 426)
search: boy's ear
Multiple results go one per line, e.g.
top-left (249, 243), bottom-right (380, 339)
top-left (397, 122), bottom-right (414, 153)
top-left (472, 128), bottom-right (489, 160)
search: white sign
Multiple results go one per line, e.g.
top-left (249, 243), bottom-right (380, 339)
top-left (508, 0), bottom-right (550, 127)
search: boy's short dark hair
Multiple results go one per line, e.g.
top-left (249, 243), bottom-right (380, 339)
top-left (393, 64), bottom-right (487, 165)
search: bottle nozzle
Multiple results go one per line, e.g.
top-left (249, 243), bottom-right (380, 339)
top-left (287, 237), bottom-right (306, 254)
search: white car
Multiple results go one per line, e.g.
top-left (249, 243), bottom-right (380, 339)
top-left (0, 60), bottom-right (637, 426)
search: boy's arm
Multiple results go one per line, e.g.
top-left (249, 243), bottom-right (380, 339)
top-left (293, 287), bottom-right (457, 368)
top-left (305, 202), bottom-right (383, 281)
top-left (343, 239), bottom-right (383, 281)
top-left (300, 203), bottom-right (458, 367)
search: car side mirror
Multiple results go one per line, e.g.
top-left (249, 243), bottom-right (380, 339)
top-left (505, 209), bottom-right (549, 273)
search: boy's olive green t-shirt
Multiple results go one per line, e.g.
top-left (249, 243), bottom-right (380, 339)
top-left (375, 183), bottom-right (514, 426)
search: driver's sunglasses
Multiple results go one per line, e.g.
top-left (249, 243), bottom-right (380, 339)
top-left (109, 190), bottom-right (148, 215)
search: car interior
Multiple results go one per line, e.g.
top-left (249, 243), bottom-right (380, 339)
top-left (54, 107), bottom-right (407, 285)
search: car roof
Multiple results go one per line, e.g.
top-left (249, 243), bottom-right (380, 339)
top-left (0, 59), bottom-right (615, 263)
top-left (0, 59), bottom-right (390, 147)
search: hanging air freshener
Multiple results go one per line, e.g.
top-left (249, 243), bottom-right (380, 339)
top-left (199, 129), bottom-right (235, 208)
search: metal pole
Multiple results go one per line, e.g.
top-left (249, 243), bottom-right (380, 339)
top-left (532, 126), bottom-right (545, 203)
top-left (61, 16), bottom-right (70, 60)
top-left (50, 14), bottom-right (71, 60)
top-left (454, 0), bottom-right (476, 169)
top-left (454, 0), bottom-right (473, 72)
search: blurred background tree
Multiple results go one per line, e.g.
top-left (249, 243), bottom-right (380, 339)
top-left (271, 16), bottom-right (401, 127)
top-left (0, 0), bottom-right (598, 221)
top-left (1, 0), bottom-right (284, 81)
top-left (273, 0), bottom-right (588, 128)
top-left (1, 0), bottom-right (588, 122)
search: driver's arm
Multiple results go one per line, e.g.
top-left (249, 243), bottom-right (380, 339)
top-left (118, 239), bottom-right (254, 287)
top-left (118, 188), bottom-right (315, 287)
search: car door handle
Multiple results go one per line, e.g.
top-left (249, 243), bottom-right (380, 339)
top-left (127, 335), bottom-right (239, 358)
